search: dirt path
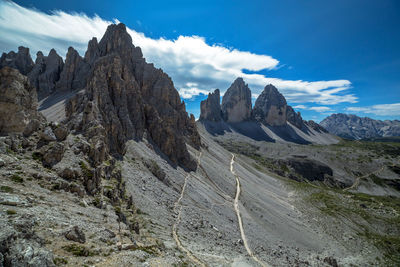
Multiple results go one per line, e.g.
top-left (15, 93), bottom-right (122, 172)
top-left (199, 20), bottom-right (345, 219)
top-left (172, 151), bottom-right (207, 267)
top-left (344, 160), bottom-right (399, 192)
top-left (230, 154), bottom-right (270, 267)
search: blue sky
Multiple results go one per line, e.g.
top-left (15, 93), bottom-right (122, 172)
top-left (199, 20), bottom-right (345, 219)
top-left (1, 0), bottom-right (400, 121)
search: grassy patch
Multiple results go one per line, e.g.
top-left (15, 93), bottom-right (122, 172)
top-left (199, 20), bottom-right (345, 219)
top-left (0, 185), bottom-right (13, 193)
top-left (62, 244), bottom-right (97, 257)
top-left (360, 231), bottom-right (400, 266)
top-left (10, 174), bottom-right (24, 183)
top-left (6, 209), bottom-right (17, 215)
top-left (53, 257), bottom-right (68, 266)
top-left (80, 161), bottom-right (93, 179)
top-left (32, 152), bottom-right (43, 161)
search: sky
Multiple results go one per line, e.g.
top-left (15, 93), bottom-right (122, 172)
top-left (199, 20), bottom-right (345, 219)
top-left (0, 0), bottom-right (399, 122)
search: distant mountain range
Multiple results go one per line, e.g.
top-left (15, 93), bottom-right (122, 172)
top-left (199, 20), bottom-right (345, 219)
top-left (320, 113), bottom-right (400, 140)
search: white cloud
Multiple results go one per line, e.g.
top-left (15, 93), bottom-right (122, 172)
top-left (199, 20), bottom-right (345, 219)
top-left (309, 106), bottom-right (332, 112)
top-left (293, 105), bottom-right (307, 109)
top-left (346, 103), bottom-right (400, 116)
top-left (0, 0), bottom-right (356, 105)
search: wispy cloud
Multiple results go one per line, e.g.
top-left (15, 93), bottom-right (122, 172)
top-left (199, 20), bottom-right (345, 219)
top-left (309, 106), bottom-right (333, 112)
top-left (0, 0), bottom-right (356, 105)
top-left (293, 105), bottom-right (307, 109)
top-left (346, 103), bottom-right (400, 116)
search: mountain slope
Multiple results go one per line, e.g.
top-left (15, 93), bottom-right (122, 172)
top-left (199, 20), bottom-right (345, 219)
top-left (320, 113), bottom-right (400, 140)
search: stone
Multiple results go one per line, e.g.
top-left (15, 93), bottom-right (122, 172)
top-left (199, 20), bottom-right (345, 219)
top-left (252, 84), bottom-right (287, 126)
top-left (41, 126), bottom-right (57, 142)
top-left (42, 142), bottom-right (64, 167)
top-left (200, 89), bottom-right (222, 122)
top-left (53, 125), bottom-right (68, 141)
top-left (221, 78), bottom-right (252, 122)
top-left (0, 67), bottom-right (45, 135)
top-left (64, 226), bottom-right (86, 244)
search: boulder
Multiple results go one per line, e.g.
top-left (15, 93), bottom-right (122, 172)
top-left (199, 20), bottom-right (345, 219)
top-left (64, 226), bottom-right (86, 244)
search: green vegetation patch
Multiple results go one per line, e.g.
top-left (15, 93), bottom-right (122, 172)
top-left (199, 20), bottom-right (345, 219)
top-left (62, 244), bottom-right (97, 257)
top-left (53, 257), bottom-right (68, 266)
top-left (6, 209), bottom-right (17, 215)
top-left (10, 174), bottom-right (24, 183)
top-left (0, 185), bottom-right (13, 193)
top-left (80, 161), bottom-right (93, 179)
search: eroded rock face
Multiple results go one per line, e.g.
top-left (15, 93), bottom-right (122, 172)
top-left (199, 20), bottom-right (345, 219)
top-left (0, 46), bottom-right (34, 75)
top-left (286, 106), bottom-right (305, 129)
top-left (200, 89), bottom-right (222, 122)
top-left (305, 120), bottom-right (328, 133)
top-left (221, 78), bottom-right (252, 122)
top-left (0, 67), bottom-right (45, 135)
top-left (253, 84), bottom-right (287, 126)
top-left (28, 49), bottom-right (64, 99)
top-left (66, 23), bottom-right (200, 170)
top-left (55, 47), bottom-right (90, 92)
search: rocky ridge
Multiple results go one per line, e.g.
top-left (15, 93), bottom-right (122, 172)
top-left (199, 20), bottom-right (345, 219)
top-left (320, 113), bottom-right (400, 139)
top-left (1, 23), bottom-right (200, 171)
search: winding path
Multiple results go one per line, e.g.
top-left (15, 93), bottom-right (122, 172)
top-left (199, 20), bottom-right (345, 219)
top-left (172, 151), bottom-right (207, 267)
top-left (230, 154), bottom-right (270, 267)
top-left (344, 159), bottom-right (399, 192)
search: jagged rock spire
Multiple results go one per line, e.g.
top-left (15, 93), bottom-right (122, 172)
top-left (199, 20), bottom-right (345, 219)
top-left (221, 78), bottom-right (252, 122)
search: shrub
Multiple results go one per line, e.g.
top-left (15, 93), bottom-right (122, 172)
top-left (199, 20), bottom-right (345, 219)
top-left (0, 186), bottom-right (13, 193)
top-left (10, 174), bottom-right (24, 183)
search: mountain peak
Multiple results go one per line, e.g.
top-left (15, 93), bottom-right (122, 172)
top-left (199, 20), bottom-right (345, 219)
top-left (221, 77), bottom-right (252, 122)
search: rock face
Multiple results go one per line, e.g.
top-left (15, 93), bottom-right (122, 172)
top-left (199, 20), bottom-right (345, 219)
top-left (320, 113), bottom-right (400, 139)
top-left (286, 106), bottom-right (305, 129)
top-left (221, 78), bottom-right (252, 122)
top-left (200, 89), bottom-right (222, 121)
top-left (305, 120), bottom-right (328, 133)
top-left (252, 84), bottom-right (288, 126)
top-left (0, 46), bottom-right (34, 75)
top-left (65, 23), bottom-right (200, 170)
top-left (28, 49), bottom-right (64, 99)
top-left (287, 157), bottom-right (333, 182)
top-left (0, 67), bottom-right (45, 135)
top-left (55, 47), bottom-right (89, 92)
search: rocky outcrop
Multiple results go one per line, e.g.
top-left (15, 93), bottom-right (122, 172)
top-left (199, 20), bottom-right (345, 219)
top-left (305, 120), bottom-right (328, 133)
top-left (28, 49), bottom-right (64, 99)
top-left (287, 157), bottom-right (333, 181)
top-left (0, 67), bottom-right (45, 135)
top-left (286, 106), bottom-right (305, 129)
top-left (200, 89), bottom-right (222, 122)
top-left (0, 46), bottom-right (34, 75)
top-left (55, 47), bottom-right (89, 92)
top-left (66, 23), bottom-right (200, 170)
top-left (320, 113), bottom-right (400, 139)
top-left (252, 84), bottom-right (287, 126)
top-left (221, 78), bottom-right (252, 122)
